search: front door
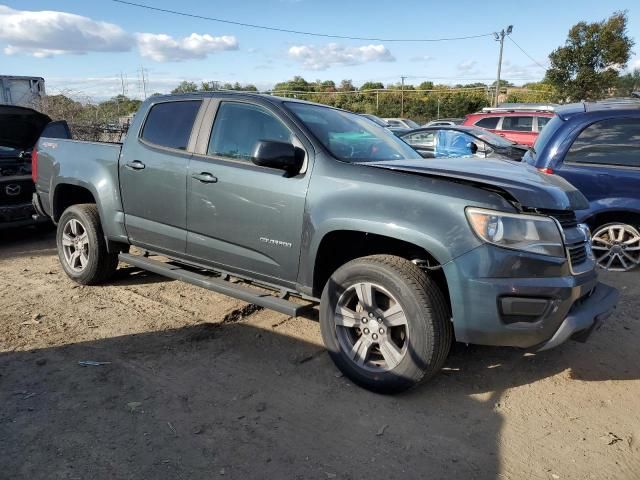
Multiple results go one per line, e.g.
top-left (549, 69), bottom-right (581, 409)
top-left (120, 99), bottom-right (203, 253)
top-left (186, 100), bottom-right (311, 285)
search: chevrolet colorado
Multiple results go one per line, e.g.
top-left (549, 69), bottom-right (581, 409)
top-left (33, 92), bottom-right (618, 393)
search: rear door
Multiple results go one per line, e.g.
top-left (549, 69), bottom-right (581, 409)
top-left (499, 115), bottom-right (536, 146)
top-left (185, 99), bottom-right (312, 285)
top-left (119, 99), bottom-right (204, 254)
top-left (557, 117), bottom-right (640, 209)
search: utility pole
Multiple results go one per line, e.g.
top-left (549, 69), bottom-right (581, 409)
top-left (400, 75), bottom-right (406, 117)
top-left (493, 25), bottom-right (513, 107)
top-left (139, 67), bottom-right (148, 99)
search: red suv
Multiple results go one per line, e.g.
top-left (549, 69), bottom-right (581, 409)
top-left (463, 104), bottom-right (555, 147)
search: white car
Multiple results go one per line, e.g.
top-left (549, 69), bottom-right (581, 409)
top-left (382, 118), bottom-right (421, 129)
top-left (423, 118), bottom-right (463, 127)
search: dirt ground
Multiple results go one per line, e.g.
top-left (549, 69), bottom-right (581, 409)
top-left (1, 228), bottom-right (639, 480)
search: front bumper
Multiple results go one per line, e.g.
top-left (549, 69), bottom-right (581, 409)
top-left (536, 282), bottom-right (618, 350)
top-left (0, 202), bottom-right (47, 229)
top-left (443, 244), bottom-right (619, 349)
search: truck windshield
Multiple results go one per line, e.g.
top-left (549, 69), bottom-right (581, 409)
top-left (285, 102), bottom-right (421, 163)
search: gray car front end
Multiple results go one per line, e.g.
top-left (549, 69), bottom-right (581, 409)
top-left (298, 146), bottom-right (618, 351)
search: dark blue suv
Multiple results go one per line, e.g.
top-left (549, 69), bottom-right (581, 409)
top-left (525, 100), bottom-right (640, 271)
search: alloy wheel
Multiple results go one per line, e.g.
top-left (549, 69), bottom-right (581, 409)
top-left (61, 218), bottom-right (90, 272)
top-left (334, 282), bottom-right (409, 372)
top-left (591, 223), bottom-right (640, 272)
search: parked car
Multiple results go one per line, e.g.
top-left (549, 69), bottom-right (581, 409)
top-left (382, 117), bottom-right (421, 130)
top-left (400, 125), bottom-right (528, 161)
top-left (423, 118), bottom-right (463, 127)
top-left (463, 104), bottom-right (555, 147)
top-left (524, 99), bottom-right (640, 272)
top-left (0, 105), bottom-right (67, 230)
top-left (360, 113), bottom-right (410, 137)
top-left (34, 92), bottom-right (617, 393)
top-left (359, 113), bottom-right (390, 127)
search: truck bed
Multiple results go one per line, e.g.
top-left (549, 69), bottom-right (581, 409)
top-left (35, 137), bottom-right (123, 236)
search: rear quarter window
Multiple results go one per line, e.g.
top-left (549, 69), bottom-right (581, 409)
top-left (565, 118), bottom-right (640, 168)
top-left (141, 100), bottom-right (202, 150)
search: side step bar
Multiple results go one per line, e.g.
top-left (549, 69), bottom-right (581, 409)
top-left (118, 253), bottom-right (309, 317)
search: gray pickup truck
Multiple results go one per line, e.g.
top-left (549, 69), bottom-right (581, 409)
top-left (34, 92), bottom-right (618, 393)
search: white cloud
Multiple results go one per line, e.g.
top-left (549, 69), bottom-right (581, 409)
top-left (0, 4), bottom-right (131, 57)
top-left (457, 60), bottom-right (478, 73)
top-left (410, 54), bottom-right (434, 62)
top-left (136, 32), bottom-right (238, 62)
top-left (288, 43), bottom-right (395, 70)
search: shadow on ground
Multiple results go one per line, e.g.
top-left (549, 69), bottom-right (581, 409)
top-left (0, 227), bottom-right (56, 260)
top-left (1, 311), bottom-right (638, 480)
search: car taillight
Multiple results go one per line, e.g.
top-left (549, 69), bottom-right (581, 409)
top-left (538, 167), bottom-right (554, 174)
top-left (31, 146), bottom-right (38, 183)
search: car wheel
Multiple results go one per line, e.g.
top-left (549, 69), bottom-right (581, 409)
top-left (319, 255), bottom-right (452, 393)
top-left (591, 222), bottom-right (640, 272)
top-left (57, 203), bottom-right (119, 284)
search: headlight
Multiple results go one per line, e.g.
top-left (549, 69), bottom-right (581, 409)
top-left (466, 207), bottom-right (565, 257)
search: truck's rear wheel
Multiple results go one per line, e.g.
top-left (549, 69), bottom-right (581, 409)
top-left (319, 255), bottom-right (452, 393)
top-left (56, 204), bottom-right (119, 285)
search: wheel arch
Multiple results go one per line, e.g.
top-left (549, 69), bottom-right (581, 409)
top-left (310, 229), bottom-right (451, 316)
top-left (583, 209), bottom-right (640, 232)
top-left (52, 182), bottom-right (98, 221)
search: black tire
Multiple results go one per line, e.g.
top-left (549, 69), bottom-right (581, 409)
top-left (320, 255), bottom-right (452, 394)
top-left (56, 203), bottom-right (119, 285)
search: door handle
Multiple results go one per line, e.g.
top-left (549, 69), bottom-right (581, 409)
top-left (125, 160), bottom-right (145, 170)
top-left (192, 172), bottom-right (218, 183)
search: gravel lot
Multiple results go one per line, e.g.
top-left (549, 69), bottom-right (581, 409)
top-left (1, 229), bottom-right (639, 480)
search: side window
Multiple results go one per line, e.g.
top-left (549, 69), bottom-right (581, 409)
top-left (386, 120), bottom-right (402, 127)
top-left (405, 131), bottom-right (435, 146)
top-left (565, 118), bottom-right (640, 167)
top-left (141, 100), bottom-right (201, 150)
top-left (501, 116), bottom-right (533, 132)
top-left (537, 116), bottom-right (551, 131)
top-left (475, 117), bottom-right (499, 129)
top-left (208, 102), bottom-right (292, 161)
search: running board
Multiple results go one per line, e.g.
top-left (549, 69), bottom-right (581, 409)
top-left (118, 253), bottom-right (307, 317)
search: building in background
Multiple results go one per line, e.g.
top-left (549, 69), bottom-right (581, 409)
top-left (0, 76), bottom-right (45, 109)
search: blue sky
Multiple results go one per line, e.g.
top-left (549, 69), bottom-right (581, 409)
top-left (1, 0), bottom-right (638, 100)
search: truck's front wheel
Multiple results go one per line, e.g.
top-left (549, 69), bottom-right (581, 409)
top-left (319, 255), bottom-right (452, 393)
top-left (57, 204), bottom-right (119, 285)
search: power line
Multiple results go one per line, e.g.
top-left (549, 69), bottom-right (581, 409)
top-left (508, 36), bottom-right (548, 70)
top-left (112, 0), bottom-right (494, 42)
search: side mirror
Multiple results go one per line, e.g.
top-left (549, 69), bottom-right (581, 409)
top-left (251, 140), bottom-right (303, 174)
top-left (468, 142), bottom-right (479, 154)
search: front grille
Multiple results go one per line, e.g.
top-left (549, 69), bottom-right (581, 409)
top-left (536, 208), bottom-right (578, 229)
top-left (0, 179), bottom-right (33, 205)
top-left (567, 243), bottom-right (587, 266)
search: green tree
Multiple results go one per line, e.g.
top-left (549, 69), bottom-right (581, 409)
top-left (545, 11), bottom-right (634, 101)
top-left (338, 79), bottom-right (356, 92)
top-left (360, 81), bottom-right (384, 91)
top-left (171, 81), bottom-right (199, 94)
top-left (615, 69), bottom-right (640, 96)
top-left (417, 81), bottom-right (434, 90)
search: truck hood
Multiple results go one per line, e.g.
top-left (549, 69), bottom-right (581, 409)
top-left (0, 105), bottom-right (51, 150)
top-left (363, 157), bottom-right (589, 211)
